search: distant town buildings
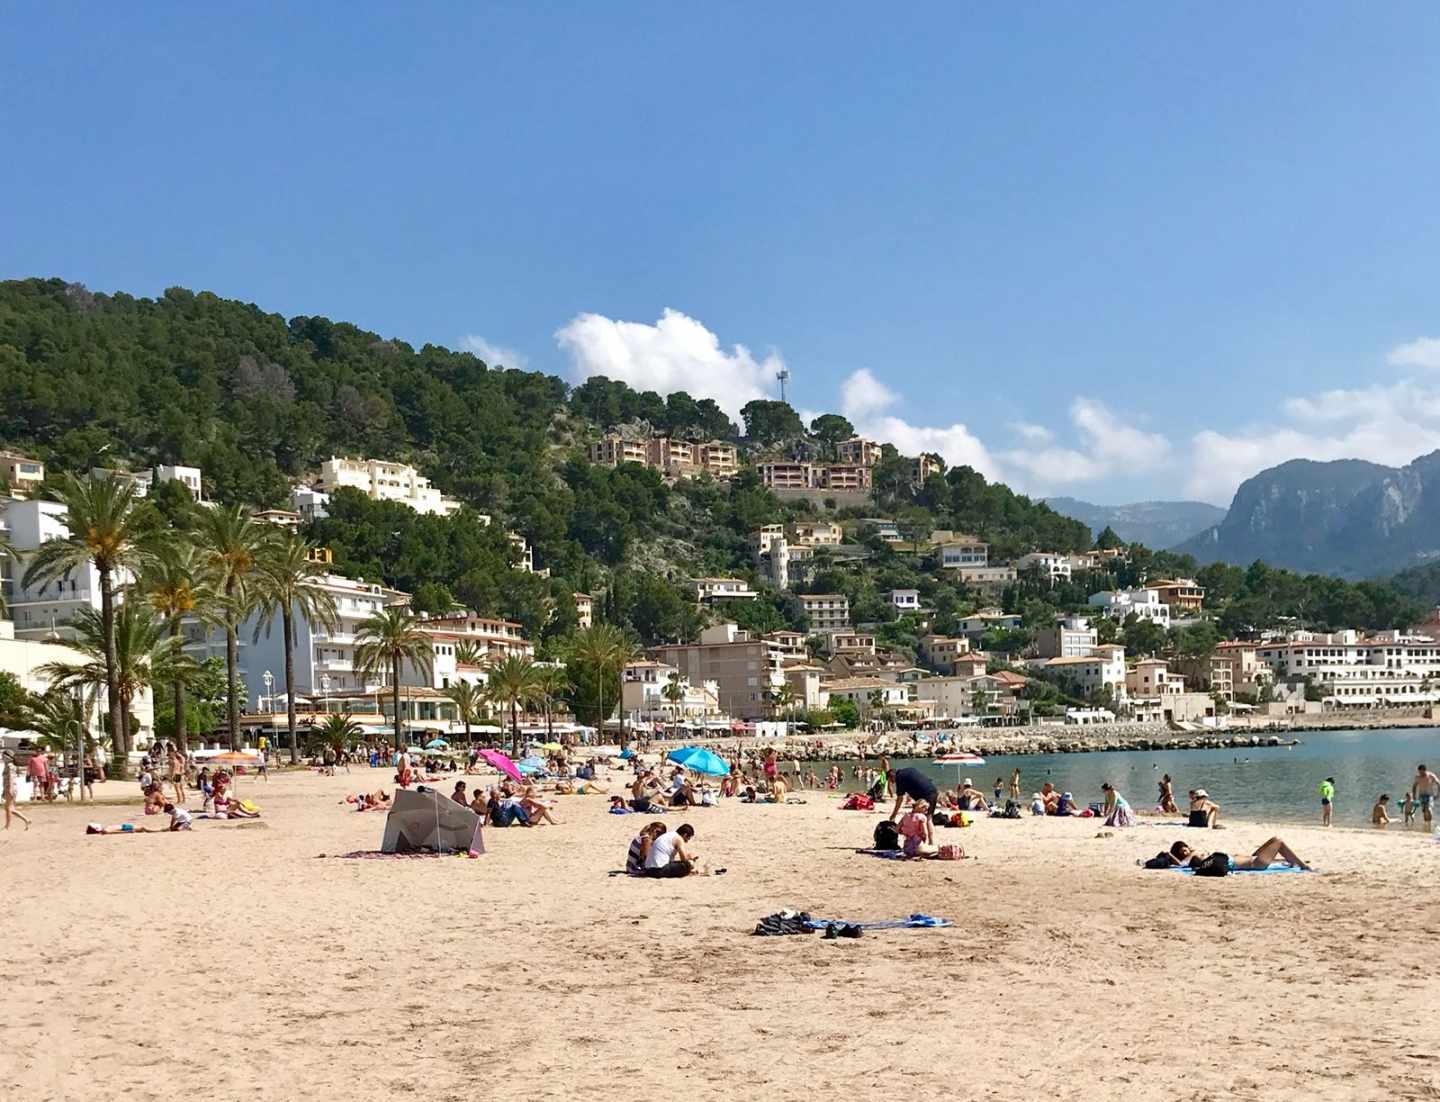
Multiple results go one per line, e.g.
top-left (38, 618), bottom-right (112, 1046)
top-left (307, 456), bottom-right (461, 516)
top-left (1088, 587), bottom-right (1172, 627)
top-left (690, 577), bottom-right (759, 604)
top-left (0, 452), bottom-right (44, 497)
top-left (799, 593), bottom-right (850, 632)
top-left (588, 433), bottom-right (739, 480)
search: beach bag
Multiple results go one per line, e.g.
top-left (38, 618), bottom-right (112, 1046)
top-left (1002, 799), bottom-right (1022, 819)
top-left (1191, 852), bottom-right (1231, 877)
top-left (841, 794), bottom-right (874, 811)
top-left (1143, 851), bottom-right (1178, 870)
top-left (937, 844), bottom-right (965, 861)
top-left (873, 820), bottom-right (901, 851)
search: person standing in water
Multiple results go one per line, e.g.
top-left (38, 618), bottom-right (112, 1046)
top-left (1413, 764), bottom-right (1440, 829)
top-left (1157, 773), bottom-right (1178, 814)
top-left (1318, 776), bottom-right (1335, 827)
top-left (1009, 768), bottom-right (1021, 801)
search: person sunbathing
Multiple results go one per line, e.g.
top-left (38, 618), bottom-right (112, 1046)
top-left (1170, 837), bottom-right (1310, 871)
top-left (1188, 790), bottom-right (1221, 828)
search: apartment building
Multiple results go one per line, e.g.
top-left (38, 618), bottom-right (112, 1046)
top-left (1040, 645), bottom-right (1127, 701)
top-left (91, 463), bottom-right (206, 502)
top-left (822, 677), bottom-right (912, 720)
top-left (816, 464), bottom-right (873, 492)
top-left (0, 453), bottom-right (44, 496)
top-left (828, 631), bottom-right (877, 657)
top-left (691, 577), bottom-right (758, 603)
top-left (574, 592), bottom-right (593, 630)
top-left (646, 437), bottom-right (697, 475)
top-left (764, 630), bottom-right (809, 660)
top-left (918, 633), bottom-right (970, 674)
top-left (799, 593), bottom-right (850, 631)
top-left (312, 457), bottom-right (460, 516)
top-left (938, 537), bottom-right (989, 569)
top-left (589, 434), bottom-right (650, 467)
top-left (913, 673), bottom-right (1015, 719)
top-left (1150, 578), bottom-right (1205, 614)
top-left (695, 441), bottom-right (739, 478)
top-left (416, 612), bottom-right (534, 692)
top-left (1034, 616), bottom-right (1099, 659)
top-left (757, 461), bottom-right (815, 490)
top-left (1088, 588), bottom-right (1171, 627)
top-left (836, 437), bottom-right (881, 466)
top-left (863, 518), bottom-right (903, 544)
top-left (1017, 552), bottom-right (1073, 584)
top-left (1175, 641), bottom-right (1271, 702)
top-left (187, 572), bottom-right (408, 706)
top-left (1126, 658), bottom-right (1185, 698)
top-left (621, 660), bottom-right (722, 722)
top-left (1, 497), bottom-right (137, 641)
top-left (1255, 630), bottom-right (1440, 706)
top-left (651, 623), bottom-right (789, 718)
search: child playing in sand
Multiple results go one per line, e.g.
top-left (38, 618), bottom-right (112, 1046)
top-left (1372, 794), bottom-right (1391, 827)
top-left (899, 800), bottom-right (933, 858)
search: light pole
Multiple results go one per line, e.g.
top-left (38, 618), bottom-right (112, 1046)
top-left (262, 670), bottom-right (274, 713)
top-left (321, 674), bottom-right (331, 716)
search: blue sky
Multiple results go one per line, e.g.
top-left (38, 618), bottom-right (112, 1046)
top-left (5, 3), bottom-right (1440, 505)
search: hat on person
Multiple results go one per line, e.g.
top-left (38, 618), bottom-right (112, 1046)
top-left (962, 777), bottom-right (973, 786)
top-left (1194, 788), bottom-right (1209, 799)
top-left (1062, 791), bottom-right (1073, 799)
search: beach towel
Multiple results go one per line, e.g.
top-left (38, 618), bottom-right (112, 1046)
top-left (1173, 864), bottom-right (1311, 875)
top-left (802, 913), bottom-right (952, 930)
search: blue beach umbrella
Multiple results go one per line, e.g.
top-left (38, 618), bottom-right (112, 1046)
top-left (425, 738), bottom-right (449, 749)
top-left (516, 756), bottom-right (547, 776)
top-left (667, 746), bottom-right (730, 777)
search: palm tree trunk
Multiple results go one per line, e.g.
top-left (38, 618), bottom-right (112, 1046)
top-left (510, 699), bottom-right (519, 758)
top-left (224, 578), bottom-right (240, 750)
top-left (283, 606), bottom-right (298, 765)
top-left (391, 654), bottom-right (402, 754)
top-left (98, 567), bottom-right (127, 773)
top-left (170, 619), bottom-right (188, 753)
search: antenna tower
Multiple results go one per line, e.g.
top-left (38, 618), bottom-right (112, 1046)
top-left (776, 368), bottom-right (790, 403)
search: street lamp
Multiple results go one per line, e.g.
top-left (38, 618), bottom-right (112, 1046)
top-left (262, 670), bottom-right (274, 713)
top-left (321, 674), bottom-right (331, 716)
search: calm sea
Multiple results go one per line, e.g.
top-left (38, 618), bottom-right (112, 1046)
top-left (821, 727), bottom-right (1440, 828)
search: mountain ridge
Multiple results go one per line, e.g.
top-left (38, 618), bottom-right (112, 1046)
top-left (1042, 496), bottom-right (1225, 549)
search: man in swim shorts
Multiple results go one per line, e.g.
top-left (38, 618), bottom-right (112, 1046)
top-left (1413, 764), bottom-right (1440, 828)
top-left (887, 767), bottom-right (940, 824)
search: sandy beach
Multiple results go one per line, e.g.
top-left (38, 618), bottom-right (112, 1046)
top-left (3, 765), bottom-right (1439, 1102)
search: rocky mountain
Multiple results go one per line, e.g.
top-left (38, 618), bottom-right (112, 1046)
top-left (1042, 497), bottom-right (1226, 549)
top-left (1174, 453), bottom-right (1440, 578)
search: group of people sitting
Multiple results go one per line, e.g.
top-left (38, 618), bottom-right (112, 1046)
top-left (627, 767), bottom-right (718, 812)
top-left (450, 780), bottom-right (558, 827)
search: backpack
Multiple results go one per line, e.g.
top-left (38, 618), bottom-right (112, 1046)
top-left (1002, 799), bottom-right (1022, 819)
top-left (1143, 851), bottom-right (1179, 870)
top-left (1191, 852), bottom-right (1231, 877)
top-left (873, 820), bottom-right (901, 851)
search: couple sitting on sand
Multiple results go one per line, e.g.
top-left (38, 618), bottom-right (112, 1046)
top-left (625, 821), bottom-right (715, 877)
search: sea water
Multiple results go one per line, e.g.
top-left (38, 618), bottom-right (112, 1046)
top-left (817, 727), bottom-right (1440, 828)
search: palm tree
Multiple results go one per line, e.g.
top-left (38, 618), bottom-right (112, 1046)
top-left (136, 541), bottom-right (216, 752)
top-left (353, 606), bottom-right (433, 753)
top-left (38, 604), bottom-right (193, 752)
top-left (445, 680), bottom-right (486, 746)
top-left (454, 640), bottom-right (485, 667)
top-left (532, 665), bottom-right (569, 746)
top-left (22, 473), bottom-right (146, 767)
top-left (196, 506), bottom-right (276, 749)
top-left (24, 688), bottom-right (96, 758)
top-left (566, 624), bottom-right (637, 740)
top-left (486, 653), bottom-right (540, 757)
top-left (313, 713), bottom-right (363, 756)
top-left (254, 535), bottom-right (339, 764)
top-left (662, 672), bottom-right (687, 736)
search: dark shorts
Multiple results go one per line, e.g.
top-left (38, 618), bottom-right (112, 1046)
top-left (1422, 793), bottom-right (1435, 811)
top-left (1321, 798), bottom-right (1331, 806)
top-left (643, 860), bottom-right (692, 878)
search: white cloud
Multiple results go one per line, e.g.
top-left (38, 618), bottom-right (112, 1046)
top-left (999, 398), bottom-right (1171, 491)
top-left (837, 368), bottom-right (1003, 479)
top-left (554, 308), bottom-right (781, 420)
top-left (1386, 337), bottom-right (1440, 370)
top-left (461, 334), bottom-right (529, 370)
top-left (1184, 378), bottom-right (1440, 504)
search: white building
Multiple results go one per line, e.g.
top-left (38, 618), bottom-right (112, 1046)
top-left (1256, 630), bottom-right (1440, 707)
top-left (186, 572), bottom-right (408, 705)
top-left (311, 457), bottom-right (461, 516)
top-left (890, 588), bottom-right (921, 612)
top-left (622, 660), bottom-right (722, 722)
top-left (1039, 644), bottom-right (1127, 702)
top-left (1017, 552), bottom-right (1073, 584)
top-left (691, 577), bottom-right (758, 603)
top-left (291, 486), bottom-right (332, 523)
top-left (1088, 588), bottom-right (1171, 627)
top-left (1, 497), bottom-right (137, 641)
top-left (413, 612), bottom-right (535, 692)
top-left (939, 538), bottom-right (989, 569)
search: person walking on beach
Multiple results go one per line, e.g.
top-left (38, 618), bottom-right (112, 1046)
top-left (166, 743), bottom-right (187, 807)
top-left (1413, 764), bottom-right (1440, 829)
top-left (3, 752), bottom-right (31, 830)
top-left (1318, 777), bottom-right (1335, 827)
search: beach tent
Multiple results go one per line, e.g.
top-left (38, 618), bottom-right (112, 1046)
top-left (379, 788), bottom-right (485, 855)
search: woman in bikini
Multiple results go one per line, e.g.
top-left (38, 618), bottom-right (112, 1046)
top-left (1170, 837), bottom-right (1311, 871)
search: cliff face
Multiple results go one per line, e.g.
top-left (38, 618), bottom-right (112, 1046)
top-left (1176, 453), bottom-right (1440, 577)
